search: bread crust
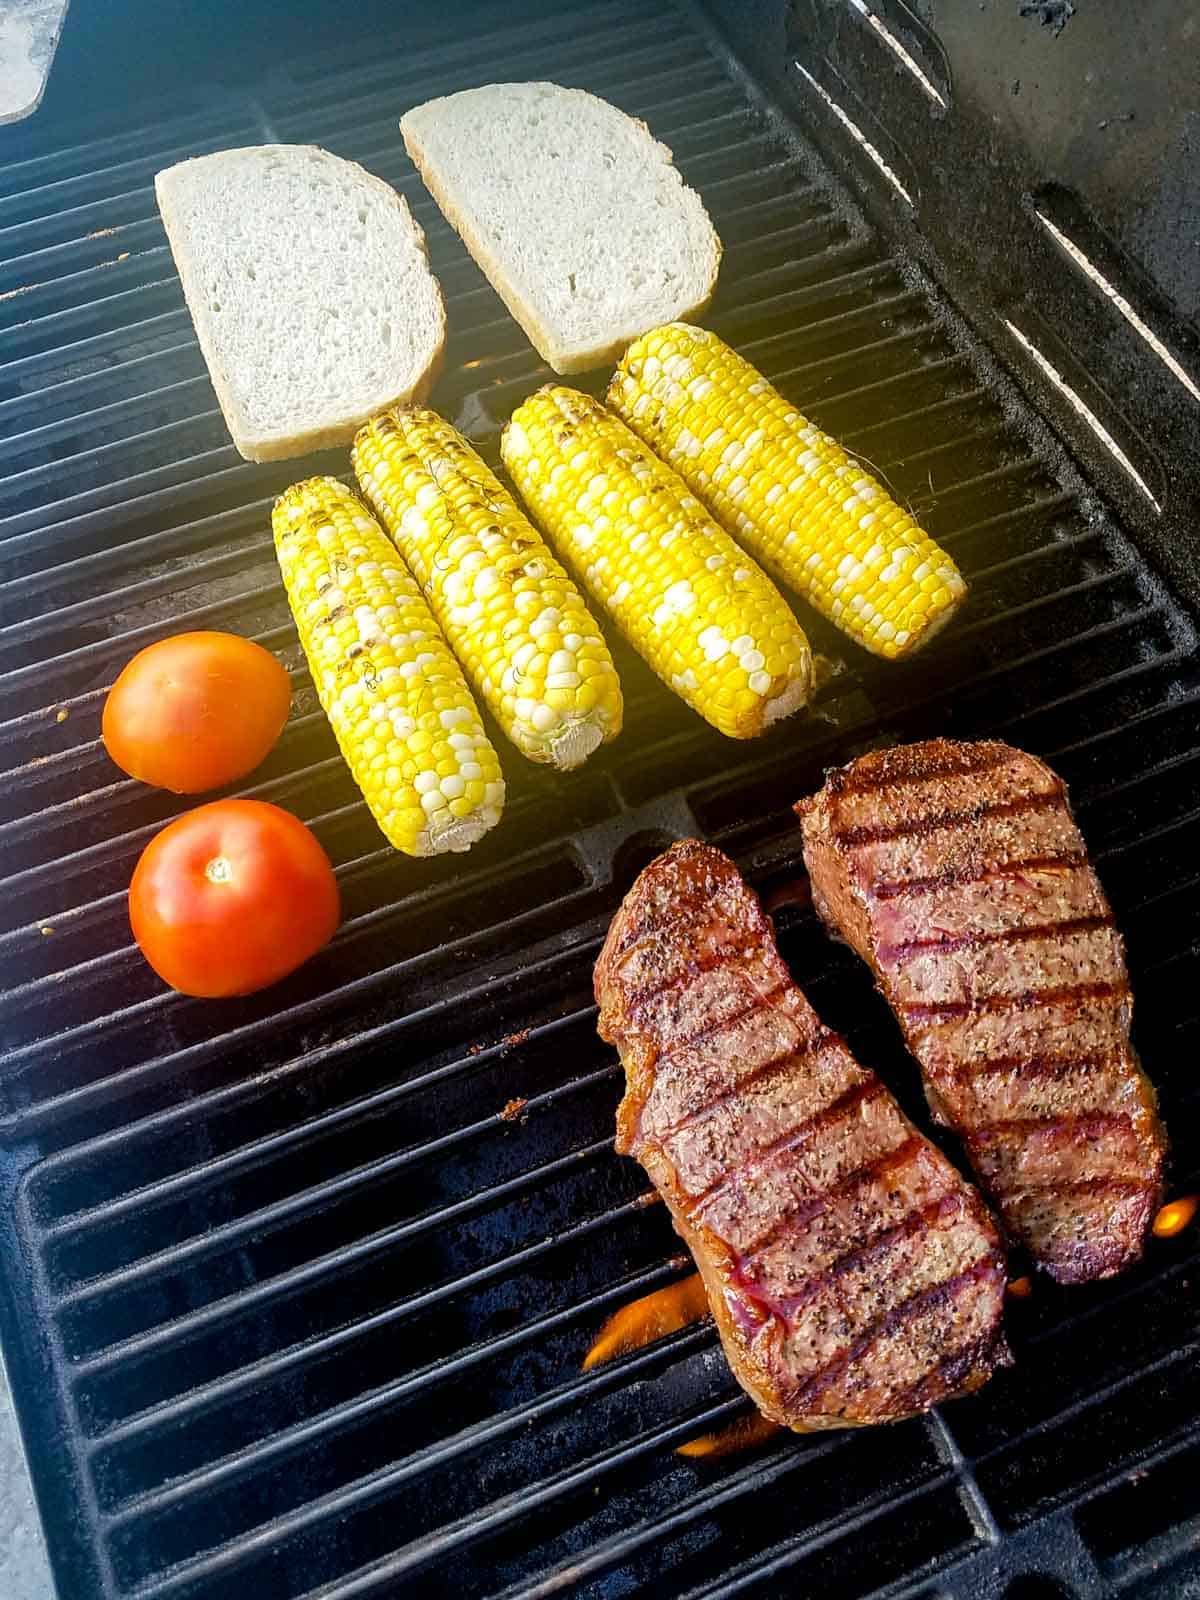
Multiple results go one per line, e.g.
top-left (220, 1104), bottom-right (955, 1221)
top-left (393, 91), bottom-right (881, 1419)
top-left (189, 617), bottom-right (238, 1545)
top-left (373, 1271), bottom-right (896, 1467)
top-left (400, 85), bottom-right (721, 375)
top-left (155, 145), bottom-right (446, 462)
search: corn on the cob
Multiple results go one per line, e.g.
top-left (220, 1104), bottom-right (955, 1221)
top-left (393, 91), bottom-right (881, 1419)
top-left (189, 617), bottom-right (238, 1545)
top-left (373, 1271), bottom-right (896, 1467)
top-left (502, 387), bottom-right (813, 739)
top-left (273, 477), bottom-right (504, 857)
top-left (352, 407), bottom-right (622, 770)
top-left (608, 323), bottom-right (966, 659)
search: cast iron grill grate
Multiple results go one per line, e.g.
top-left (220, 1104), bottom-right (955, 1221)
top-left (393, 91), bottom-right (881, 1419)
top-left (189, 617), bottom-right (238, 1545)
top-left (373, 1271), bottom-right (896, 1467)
top-left (1, 2), bottom-right (1198, 1597)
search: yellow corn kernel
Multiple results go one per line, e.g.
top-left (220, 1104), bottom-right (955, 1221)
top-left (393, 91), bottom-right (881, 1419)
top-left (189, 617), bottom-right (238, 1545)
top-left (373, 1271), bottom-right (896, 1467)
top-left (272, 477), bottom-right (504, 857)
top-left (353, 408), bottom-right (622, 769)
top-left (502, 387), bottom-right (813, 740)
top-left (609, 322), bottom-right (967, 659)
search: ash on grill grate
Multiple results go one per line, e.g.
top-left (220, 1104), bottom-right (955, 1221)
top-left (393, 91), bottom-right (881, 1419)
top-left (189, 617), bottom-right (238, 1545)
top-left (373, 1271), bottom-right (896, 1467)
top-left (1, 1), bottom-right (1199, 1598)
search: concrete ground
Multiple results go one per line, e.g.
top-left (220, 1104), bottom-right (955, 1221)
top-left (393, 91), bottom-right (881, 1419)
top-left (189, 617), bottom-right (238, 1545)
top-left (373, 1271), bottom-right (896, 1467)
top-left (0, 1362), bottom-right (53, 1599)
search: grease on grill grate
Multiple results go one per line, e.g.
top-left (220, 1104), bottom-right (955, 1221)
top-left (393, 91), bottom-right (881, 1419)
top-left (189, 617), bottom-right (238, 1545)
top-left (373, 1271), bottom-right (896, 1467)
top-left (2, 1), bottom-right (1200, 1598)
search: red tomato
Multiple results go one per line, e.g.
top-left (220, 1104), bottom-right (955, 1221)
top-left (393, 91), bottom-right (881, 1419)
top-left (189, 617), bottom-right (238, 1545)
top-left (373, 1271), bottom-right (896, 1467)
top-left (103, 632), bottom-right (291, 794)
top-left (129, 800), bottom-right (340, 997)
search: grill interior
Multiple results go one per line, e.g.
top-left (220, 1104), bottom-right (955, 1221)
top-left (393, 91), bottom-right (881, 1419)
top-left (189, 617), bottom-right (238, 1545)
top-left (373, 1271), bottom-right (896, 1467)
top-left (2, 2), bottom-right (1200, 1596)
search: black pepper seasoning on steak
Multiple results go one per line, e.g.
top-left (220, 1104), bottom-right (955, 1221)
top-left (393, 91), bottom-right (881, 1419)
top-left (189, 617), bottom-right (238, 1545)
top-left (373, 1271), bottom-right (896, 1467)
top-left (594, 840), bottom-right (1009, 1430)
top-left (798, 738), bottom-right (1166, 1284)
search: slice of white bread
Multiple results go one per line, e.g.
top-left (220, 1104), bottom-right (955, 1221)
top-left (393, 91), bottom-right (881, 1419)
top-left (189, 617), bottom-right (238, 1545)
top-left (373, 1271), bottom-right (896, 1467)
top-left (155, 145), bottom-right (445, 462)
top-left (400, 83), bottom-right (721, 375)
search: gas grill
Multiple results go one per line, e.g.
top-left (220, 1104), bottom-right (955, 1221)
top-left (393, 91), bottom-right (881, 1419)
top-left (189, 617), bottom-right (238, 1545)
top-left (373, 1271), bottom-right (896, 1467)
top-left (1, 0), bottom-right (1198, 1595)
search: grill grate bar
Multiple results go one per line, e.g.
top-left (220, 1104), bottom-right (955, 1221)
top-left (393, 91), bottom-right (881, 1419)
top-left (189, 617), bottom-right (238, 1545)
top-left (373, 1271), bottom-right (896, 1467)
top-left (0, 538), bottom-right (273, 659)
top-left (721, 283), bottom-right (925, 360)
top-left (0, 834), bottom-right (601, 1079)
top-left (950, 566), bottom-right (1141, 638)
top-left (0, 103), bottom-right (262, 203)
top-left (920, 488), bottom-right (1076, 546)
top-left (0, 344), bottom-right (205, 440)
top-left (972, 1332), bottom-right (1197, 1475)
top-left (107, 1313), bottom-right (717, 1543)
top-left (495, 1430), bottom-right (903, 1600)
top-left (0, 378), bottom-right (215, 470)
top-left (974, 1372), bottom-right (1200, 1542)
top-left (675, 1470), bottom-right (968, 1600)
top-left (1130, 860), bottom-right (1200, 920)
top-left (0, 874), bottom-right (608, 1137)
top-left (0, 183), bottom-right (164, 260)
top-left (1052, 677), bottom-right (1200, 759)
top-left (0, 240), bottom-right (174, 316)
top-left (713, 257), bottom-right (907, 336)
top-left (0, 311), bottom-right (192, 403)
top-left (0, 397), bottom-right (223, 491)
top-left (0, 443), bottom-right (247, 552)
top-left (996, 651), bottom-right (1194, 745)
top-left (0, 219), bottom-right (169, 296)
top-left (909, 602), bottom-right (1164, 689)
top-left (285, 40), bottom-right (724, 146)
top-left (1096, 798), bottom-right (1200, 866)
top-left (0, 423), bottom-right (235, 540)
top-left (265, 4), bottom-right (691, 118)
top-left (1070, 736), bottom-right (1200, 819)
top-left (1020, 1251), bottom-right (1199, 1362)
top-left (0, 278), bottom-right (183, 370)
top-left (711, 234), bottom-right (883, 311)
top-left (40, 996), bottom-right (606, 1230)
top-left (842, 384), bottom-right (990, 446)
top-left (0, 734), bottom-right (337, 892)
top-left (86, 1194), bottom-right (671, 1466)
top-left (71, 1132), bottom-right (621, 1374)
top-left (0, 883), bottom-right (122, 950)
top-left (0, 493), bottom-right (276, 609)
top-left (0, 569), bottom-right (273, 697)
top-left (138, 1391), bottom-right (749, 1600)
top-left (768, 321), bottom-right (947, 394)
top-left (55, 1064), bottom-right (622, 1311)
top-left (688, 157), bottom-right (813, 199)
top-left (957, 526), bottom-right (1102, 582)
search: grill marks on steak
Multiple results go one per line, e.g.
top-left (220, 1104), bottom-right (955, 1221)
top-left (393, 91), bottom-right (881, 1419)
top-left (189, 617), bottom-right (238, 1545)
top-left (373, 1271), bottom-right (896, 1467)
top-left (594, 840), bottom-right (1009, 1430)
top-left (798, 739), bottom-right (1166, 1285)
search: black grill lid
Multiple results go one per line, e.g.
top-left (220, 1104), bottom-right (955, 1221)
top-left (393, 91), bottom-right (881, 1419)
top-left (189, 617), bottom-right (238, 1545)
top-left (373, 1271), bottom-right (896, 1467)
top-left (1, 2), bottom-right (1198, 1597)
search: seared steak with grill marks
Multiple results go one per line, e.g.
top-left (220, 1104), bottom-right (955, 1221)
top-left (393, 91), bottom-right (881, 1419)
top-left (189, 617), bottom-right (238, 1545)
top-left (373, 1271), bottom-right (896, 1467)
top-left (594, 840), bottom-right (1009, 1430)
top-left (798, 739), bottom-right (1166, 1285)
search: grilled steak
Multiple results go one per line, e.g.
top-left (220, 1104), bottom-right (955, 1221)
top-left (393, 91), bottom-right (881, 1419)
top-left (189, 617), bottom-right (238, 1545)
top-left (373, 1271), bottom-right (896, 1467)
top-left (594, 840), bottom-right (1009, 1430)
top-left (798, 739), bottom-right (1166, 1285)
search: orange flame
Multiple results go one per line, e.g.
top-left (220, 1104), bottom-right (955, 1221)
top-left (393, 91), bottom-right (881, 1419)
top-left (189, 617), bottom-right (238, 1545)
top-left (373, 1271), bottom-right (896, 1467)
top-left (1006, 1275), bottom-right (1033, 1299)
top-left (1152, 1194), bottom-right (1199, 1238)
top-left (583, 1273), bottom-right (709, 1370)
top-left (583, 1273), bottom-right (782, 1461)
top-left (677, 1411), bottom-right (784, 1460)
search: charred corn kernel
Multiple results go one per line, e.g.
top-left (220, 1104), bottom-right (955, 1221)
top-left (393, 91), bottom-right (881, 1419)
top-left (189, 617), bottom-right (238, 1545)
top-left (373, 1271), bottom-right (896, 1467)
top-left (272, 477), bottom-right (504, 857)
top-left (609, 323), bottom-right (967, 659)
top-left (353, 408), bottom-right (622, 769)
top-left (502, 387), bottom-right (812, 739)
top-left (1152, 1195), bottom-right (1198, 1238)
